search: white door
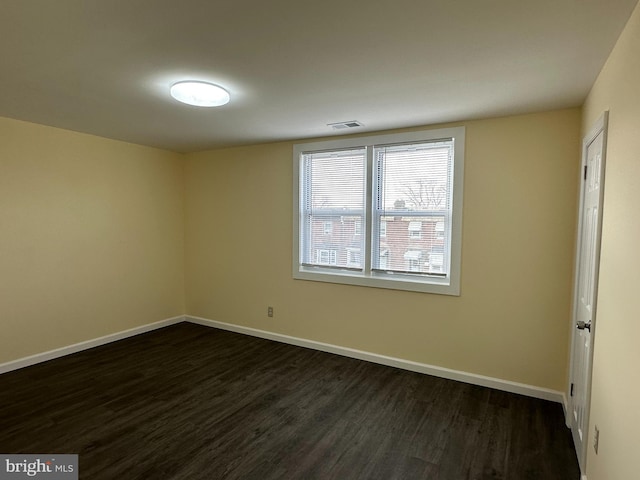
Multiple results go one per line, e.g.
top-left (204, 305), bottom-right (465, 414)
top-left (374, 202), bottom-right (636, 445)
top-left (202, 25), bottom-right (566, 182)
top-left (569, 112), bottom-right (608, 472)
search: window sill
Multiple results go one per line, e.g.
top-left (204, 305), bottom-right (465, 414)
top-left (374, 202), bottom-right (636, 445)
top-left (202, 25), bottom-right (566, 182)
top-left (293, 266), bottom-right (460, 296)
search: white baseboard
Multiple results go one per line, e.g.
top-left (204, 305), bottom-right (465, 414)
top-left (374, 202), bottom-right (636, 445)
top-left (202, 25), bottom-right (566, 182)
top-left (186, 315), bottom-right (565, 404)
top-left (0, 315), bottom-right (185, 375)
top-left (0, 314), bottom-right (566, 406)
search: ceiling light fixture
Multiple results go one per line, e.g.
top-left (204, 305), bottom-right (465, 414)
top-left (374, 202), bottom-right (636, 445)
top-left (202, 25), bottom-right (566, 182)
top-left (170, 81), bottom-right (230, 107)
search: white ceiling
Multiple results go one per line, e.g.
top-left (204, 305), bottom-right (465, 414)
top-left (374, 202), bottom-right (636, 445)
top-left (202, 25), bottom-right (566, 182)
top-left (1, 0), bottom-right (637, 153)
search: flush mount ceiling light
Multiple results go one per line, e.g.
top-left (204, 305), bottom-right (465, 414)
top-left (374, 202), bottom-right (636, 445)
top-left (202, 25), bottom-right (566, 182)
top-left (170, 81), bottom-right (230, 107)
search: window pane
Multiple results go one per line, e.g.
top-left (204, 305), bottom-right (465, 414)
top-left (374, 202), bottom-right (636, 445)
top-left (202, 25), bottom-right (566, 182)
top-left (305, 149), bottom-right (365, 210)
top-left (376, 141), bottom-right (453, 212)
top-left (374, 215), bottom-right (447, 274)
top-left (306, 215), bottom-right (364, 268)
top-left (301, 149), bottom-right (365, 269)
top-left (374, 140), bottom-right (453, 276)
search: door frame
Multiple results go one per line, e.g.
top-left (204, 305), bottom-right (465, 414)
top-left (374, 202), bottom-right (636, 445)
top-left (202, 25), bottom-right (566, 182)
top-left (567, 111), bottom-right (608, 472)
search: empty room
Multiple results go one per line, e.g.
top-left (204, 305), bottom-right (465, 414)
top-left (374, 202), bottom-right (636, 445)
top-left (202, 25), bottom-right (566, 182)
top-left (1, 1), bottom-right (639, 479)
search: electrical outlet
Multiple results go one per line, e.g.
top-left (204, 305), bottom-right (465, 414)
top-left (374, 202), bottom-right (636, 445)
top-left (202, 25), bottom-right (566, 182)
top-left (594, 425), bottom-right (599, 454)
top-left (267, 306), bottom-right (273, 317)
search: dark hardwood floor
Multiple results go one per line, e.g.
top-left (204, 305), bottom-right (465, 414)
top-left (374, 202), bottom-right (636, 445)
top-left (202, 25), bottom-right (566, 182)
top-left (0, 322), bottom-right (580, 479)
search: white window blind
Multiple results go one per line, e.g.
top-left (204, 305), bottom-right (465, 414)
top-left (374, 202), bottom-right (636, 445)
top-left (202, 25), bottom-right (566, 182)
top-left (300, 148), bottom-right (365, 270)
top-left (373, 140), bottom-right (454, 276)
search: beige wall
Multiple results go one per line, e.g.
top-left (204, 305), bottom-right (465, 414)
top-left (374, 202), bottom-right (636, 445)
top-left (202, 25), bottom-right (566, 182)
top-left (0, 117), bottom-right (185, 364)
top-left (1, 107), bottom-right (581, 393)
top-left (185, 108), bottom-right (581, 391)
top-left (581, 2), bottom-right (640, 478)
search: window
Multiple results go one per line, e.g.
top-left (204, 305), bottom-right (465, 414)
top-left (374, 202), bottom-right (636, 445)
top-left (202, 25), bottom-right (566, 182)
top-left (293, 127), bottom-right (464, 295)
top-left (404, 250), bottom-right (423, 272)
top-left (379, 249), bottom-right (389, 270)
top-left (428, 246), bottom-right (444, 273)
top-left (346, 248), bottom-right (361, 267)
top-left (380, 220), bottom-right (387, 237)
top-left (408, 221), bottom-right (422, 239)
top-left (354, 219), bottom-right (362, 236)
top-left (316, 249), bottom-right (337, 265)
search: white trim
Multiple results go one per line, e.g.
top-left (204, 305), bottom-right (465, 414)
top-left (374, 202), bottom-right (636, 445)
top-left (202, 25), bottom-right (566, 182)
top-left (562, 393), bottom-right (570, 427)
top-left (186, 315), bottom-right (564, 404)
top-left (0, 315), bottom-right (185, 375)
top-left (1, 313), bottom-right (566, 405)
top-left (582, 475), bottom-right (588, 480)
top-left (292, 126), bottom-right (465, 296)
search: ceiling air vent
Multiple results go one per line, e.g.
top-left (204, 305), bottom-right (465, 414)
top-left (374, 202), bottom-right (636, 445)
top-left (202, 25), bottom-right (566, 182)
top-left (327, 120), bottom-right (364, 130)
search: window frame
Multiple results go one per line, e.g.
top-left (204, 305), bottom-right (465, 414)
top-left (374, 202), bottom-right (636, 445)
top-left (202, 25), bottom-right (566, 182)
top-left (293, 126), bottom-right (465, 295)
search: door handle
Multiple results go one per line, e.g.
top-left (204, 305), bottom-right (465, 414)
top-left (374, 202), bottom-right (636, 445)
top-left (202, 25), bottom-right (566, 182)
top-left (576, 321), bottom-right (591, 331)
